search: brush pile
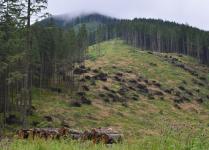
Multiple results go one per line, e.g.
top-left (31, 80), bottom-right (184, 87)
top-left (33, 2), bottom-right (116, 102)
top-left (16, 127), bottom-right (123, 144)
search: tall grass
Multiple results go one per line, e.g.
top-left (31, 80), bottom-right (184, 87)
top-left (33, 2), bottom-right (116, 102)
top-left (3, 136), bottom-right (208, 150)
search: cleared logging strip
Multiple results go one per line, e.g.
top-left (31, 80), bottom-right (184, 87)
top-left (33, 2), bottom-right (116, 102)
top-left (16, 127), bottom-right (123, 144)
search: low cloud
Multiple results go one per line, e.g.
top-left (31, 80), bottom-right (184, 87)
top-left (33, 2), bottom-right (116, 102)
top-left (47, 0), bottom-right (209, 31)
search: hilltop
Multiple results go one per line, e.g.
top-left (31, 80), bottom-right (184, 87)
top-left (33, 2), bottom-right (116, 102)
top-left (38, 13), bottom-right (117, 31)
top-left (38, 13), bottom-right (209, 65)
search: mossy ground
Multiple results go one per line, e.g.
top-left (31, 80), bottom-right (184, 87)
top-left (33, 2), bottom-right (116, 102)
top-left (3, 40), bottom-right (209, 149)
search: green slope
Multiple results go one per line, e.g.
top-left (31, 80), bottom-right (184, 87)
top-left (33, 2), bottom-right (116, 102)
top-left (5, 40), bottom-right (209, 150)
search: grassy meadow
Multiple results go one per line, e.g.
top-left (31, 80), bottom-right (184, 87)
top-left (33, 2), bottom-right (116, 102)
top-left (2, 40), bottom-right (209, 150)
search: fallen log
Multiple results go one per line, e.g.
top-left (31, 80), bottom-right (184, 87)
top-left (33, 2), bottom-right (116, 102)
top-left (17, 128), bottom-right (66, 140)
top-left (16, 127), bottom-right (123, 144)
top-left (82, 128), bottom-right (123, 144)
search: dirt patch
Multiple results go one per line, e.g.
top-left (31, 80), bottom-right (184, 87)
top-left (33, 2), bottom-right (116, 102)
top-left (180, 102), bottom-right (200, 114)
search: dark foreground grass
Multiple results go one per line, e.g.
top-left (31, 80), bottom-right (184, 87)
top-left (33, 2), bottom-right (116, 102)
top-left (3, 135), bottom-right (209, 150)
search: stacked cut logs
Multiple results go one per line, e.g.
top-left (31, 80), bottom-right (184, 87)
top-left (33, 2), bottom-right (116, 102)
top-left (16, 127), bottom-right (123, 144)
top-left (82, 128), bottom-right (123, 144)
top-left (17, 128), bottom-right (64, 140)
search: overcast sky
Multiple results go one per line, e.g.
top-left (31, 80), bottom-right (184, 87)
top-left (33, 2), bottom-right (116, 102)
top-left (47, 0), bottom-right (209, 31)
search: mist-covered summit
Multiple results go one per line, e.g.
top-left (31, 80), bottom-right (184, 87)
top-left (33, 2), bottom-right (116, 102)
top-left (39, 12), bottom-right (117, 28)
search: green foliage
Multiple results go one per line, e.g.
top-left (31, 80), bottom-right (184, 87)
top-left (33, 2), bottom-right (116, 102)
top-left (5, 136), bottom-right (209, 150)
top-left (0, 0), bottom-right (48, 129)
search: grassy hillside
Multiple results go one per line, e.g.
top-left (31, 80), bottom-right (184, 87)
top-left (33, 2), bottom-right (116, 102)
top-left (4, 40), bottom-right (209, 150)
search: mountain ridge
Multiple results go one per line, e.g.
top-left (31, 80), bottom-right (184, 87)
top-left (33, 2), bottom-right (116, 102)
top-left (40, 12), bottom-right (209, 32)
top-left (37, 12), bottom-right (209, 65)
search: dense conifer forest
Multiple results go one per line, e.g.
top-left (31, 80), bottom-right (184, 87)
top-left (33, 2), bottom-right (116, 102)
top-left (115, 19), bottom-right (209, 64)
top-left (0, 0), bottom-right (88, 131)
top-left (42, 13), bottom-right (209, 65)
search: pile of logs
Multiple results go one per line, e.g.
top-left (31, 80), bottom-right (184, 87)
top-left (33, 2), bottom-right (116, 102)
top-left (82, 128), bottom-right (123, 144)
top-left (16, 127), bottom-right (123, 144)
